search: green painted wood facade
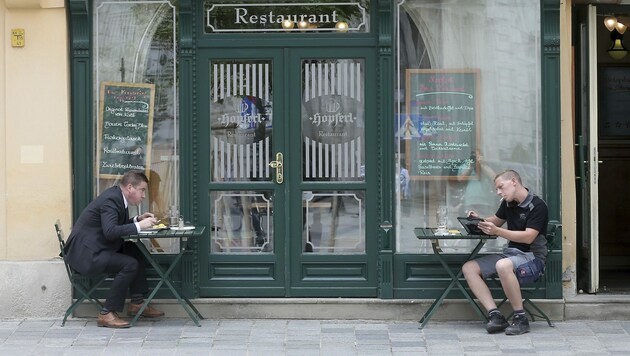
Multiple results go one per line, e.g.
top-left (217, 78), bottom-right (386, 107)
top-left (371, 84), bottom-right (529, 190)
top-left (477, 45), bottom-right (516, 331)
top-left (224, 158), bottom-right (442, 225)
top-left (67, 0), bottom-right (561, 300)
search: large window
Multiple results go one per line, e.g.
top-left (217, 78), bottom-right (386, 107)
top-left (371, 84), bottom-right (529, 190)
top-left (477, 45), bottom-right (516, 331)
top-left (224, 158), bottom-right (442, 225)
top-left (395, 0), bottom-right (542, 253)
top-left (93, 0), bottom-right (178, 227)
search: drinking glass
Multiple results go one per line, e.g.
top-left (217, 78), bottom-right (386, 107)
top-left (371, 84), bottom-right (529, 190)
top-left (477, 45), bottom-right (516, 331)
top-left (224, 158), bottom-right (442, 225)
top-left (436, 205), bottom-right (448, 235)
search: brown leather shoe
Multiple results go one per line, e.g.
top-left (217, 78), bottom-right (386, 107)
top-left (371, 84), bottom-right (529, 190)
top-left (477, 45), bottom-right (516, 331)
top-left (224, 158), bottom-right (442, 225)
top-left (97, 312), bottom-right (130, 328)
top-left (127, 302), bottom-right (165, 318)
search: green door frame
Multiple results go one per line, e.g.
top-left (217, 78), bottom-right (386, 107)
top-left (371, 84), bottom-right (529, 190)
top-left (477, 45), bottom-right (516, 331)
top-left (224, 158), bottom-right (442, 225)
top-left (77, 1), bottom-right (588, 301)
top-left (194, 46), bottom-right (381, 297)
top-left (195, 48), bottom-right (288, 297)
top-left (286, 47), bottom-right (379, 297)
top-left (67, 0), bottom-right (561, 301)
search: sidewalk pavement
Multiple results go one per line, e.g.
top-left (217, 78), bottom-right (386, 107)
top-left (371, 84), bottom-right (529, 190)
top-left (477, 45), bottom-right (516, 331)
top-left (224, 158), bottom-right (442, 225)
top-left (1, 318), bottom-right (629, 355)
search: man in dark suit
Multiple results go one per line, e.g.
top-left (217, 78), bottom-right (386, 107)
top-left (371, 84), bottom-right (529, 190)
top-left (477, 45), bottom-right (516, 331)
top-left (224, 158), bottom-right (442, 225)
top-left (64, 170), bottom-right (165, 328)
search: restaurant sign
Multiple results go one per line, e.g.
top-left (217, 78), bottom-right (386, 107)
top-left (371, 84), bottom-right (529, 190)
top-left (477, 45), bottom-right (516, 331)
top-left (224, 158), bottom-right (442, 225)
top-left (206, 2), bottom-right (367, 33)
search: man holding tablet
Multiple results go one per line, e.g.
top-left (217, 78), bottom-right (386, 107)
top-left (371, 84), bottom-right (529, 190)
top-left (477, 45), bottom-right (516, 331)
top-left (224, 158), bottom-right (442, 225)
top-left (462, 170), bottom-right (548, 335)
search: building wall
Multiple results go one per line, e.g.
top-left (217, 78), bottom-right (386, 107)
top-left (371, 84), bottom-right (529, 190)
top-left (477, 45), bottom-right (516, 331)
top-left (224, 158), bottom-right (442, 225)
top-left (0, 0), bottom-right (575, 317)
top-left (1, 0), bottom-right (72, 318)
top-left (1, 0), bottom-right (71, 261)
top-left (0, 1), bottom-right (7, 260)
top-left (559, 0), bottom-right (577, 299)
top-left (0, 260), bottom-right (70, 318)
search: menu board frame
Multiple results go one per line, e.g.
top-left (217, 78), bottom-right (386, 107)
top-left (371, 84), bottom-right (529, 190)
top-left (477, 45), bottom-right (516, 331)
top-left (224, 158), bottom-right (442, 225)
top-left (405, 68), bottom-right (480, 180)
top-left (97, 81), bottom-right (155, 179)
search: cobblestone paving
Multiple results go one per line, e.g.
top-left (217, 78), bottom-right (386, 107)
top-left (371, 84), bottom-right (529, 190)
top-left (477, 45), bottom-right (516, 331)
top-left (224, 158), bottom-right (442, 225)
top-left (1, 318), bottom-right (629, 355)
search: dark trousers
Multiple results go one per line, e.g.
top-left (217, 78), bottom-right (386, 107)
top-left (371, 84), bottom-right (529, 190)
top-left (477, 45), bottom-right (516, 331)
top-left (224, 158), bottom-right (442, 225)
top-left (102, 242), bottom-right (148, 312)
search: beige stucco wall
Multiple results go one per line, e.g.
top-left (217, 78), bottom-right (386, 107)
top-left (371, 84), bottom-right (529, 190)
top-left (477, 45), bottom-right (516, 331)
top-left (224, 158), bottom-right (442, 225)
top-left (559, 0), bottom-right (577, 298)
top-left (0, 260), bottom-right (70, 318)
top-left (0, 2), bottom-right (6, 260)
top-left (2, 0), bottom-right (71, 260)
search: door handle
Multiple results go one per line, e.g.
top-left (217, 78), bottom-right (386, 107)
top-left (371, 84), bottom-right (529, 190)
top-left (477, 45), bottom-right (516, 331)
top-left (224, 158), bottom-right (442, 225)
top-left (268, 152), bottom-right (283, 184)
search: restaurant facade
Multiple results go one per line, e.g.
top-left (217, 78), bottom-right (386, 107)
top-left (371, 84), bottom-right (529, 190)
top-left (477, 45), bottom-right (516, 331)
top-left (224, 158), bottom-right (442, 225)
top-left (2, 0), bottom-right (629, 319)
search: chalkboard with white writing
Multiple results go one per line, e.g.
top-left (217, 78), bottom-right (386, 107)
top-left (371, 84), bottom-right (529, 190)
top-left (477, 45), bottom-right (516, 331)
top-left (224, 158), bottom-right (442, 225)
top-left (97, 81), bottom-right (155, 178)
top-left (405, 69), bottom-right (480, 179)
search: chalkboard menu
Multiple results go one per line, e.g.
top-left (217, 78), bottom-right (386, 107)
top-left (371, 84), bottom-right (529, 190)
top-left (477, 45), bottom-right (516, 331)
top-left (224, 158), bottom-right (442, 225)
top-left (405, 69), bottom-right (480, 179)
top-left (97, 82), bottom-right (155, 178)
top-left (598, 66), bottom-right (630, 138)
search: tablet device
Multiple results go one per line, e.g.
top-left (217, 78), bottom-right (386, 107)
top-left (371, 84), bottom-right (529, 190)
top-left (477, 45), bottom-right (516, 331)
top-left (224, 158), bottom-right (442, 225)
top-left (457, 217), bottom-right (489, 236)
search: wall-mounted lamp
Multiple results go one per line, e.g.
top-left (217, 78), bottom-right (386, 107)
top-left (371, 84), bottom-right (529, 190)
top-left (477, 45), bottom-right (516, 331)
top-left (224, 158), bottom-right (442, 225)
top-left (281, 19), bottom-right (294, 30)
top-left (604, 16), bottom-right (628, 59)
top-left (297, 21), bottom-right (309, 30)
top-left (335, 21), bottom-right (349, 32)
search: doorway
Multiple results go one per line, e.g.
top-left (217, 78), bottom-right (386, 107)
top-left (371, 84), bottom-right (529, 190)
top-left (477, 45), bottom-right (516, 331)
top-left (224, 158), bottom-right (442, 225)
top-left (194, 47), bottom-right (379, 297)
top-left (576, 4), bottom-right (630, 294)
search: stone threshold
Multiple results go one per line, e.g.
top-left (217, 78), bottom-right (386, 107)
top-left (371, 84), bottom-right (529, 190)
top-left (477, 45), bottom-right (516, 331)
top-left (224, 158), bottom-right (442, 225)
top-left (73, 296), bottom-right (630, 321)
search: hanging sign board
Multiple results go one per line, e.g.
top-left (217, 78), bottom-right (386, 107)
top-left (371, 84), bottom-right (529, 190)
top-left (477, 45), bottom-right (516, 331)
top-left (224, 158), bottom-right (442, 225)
top-left (97, 81), bottom-right (155, 179)
top-left (205, 2), bottom-right (367, 33)
top-left (405, 69), bottom-right (480, 180)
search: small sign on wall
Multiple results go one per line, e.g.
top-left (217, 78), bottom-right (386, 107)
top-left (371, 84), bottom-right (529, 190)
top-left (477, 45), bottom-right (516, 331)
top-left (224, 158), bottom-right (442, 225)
top-left (11, 29), bottom-right (25, 47)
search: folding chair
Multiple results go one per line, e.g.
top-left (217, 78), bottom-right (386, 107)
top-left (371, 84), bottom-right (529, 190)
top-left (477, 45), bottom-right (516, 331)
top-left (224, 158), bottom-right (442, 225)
top-left (495, 221), bottom-right (561, 327)
top-left (55, 219), bottom-right (108, 326)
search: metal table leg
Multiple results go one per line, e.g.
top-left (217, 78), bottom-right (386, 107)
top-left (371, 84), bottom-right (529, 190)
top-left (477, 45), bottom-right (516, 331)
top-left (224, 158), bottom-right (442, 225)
top-left (419, 239), bottom-right (488, 328)
top-left (130, 240), bottom-right (204, 327)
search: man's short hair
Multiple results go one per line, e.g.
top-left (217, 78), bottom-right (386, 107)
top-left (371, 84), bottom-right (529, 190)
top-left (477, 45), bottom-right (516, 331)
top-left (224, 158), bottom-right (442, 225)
top-left (120, 170), bottom-right (149, 187)
top-left (494, 169), bottom-right (522, 185)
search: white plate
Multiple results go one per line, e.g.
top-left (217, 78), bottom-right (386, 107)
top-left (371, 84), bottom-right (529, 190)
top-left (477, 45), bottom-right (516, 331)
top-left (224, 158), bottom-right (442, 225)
top-left (139, 227), bottom-right (168, 234)
top-left (170, 226), bottom-right (195, 231)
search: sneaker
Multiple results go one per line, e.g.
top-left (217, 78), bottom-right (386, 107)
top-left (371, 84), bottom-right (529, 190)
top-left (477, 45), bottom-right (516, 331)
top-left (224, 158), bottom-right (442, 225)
top-left (485, 312), bottom-right (509, 334)
top-left (505, 314), bottom-right (530, 335)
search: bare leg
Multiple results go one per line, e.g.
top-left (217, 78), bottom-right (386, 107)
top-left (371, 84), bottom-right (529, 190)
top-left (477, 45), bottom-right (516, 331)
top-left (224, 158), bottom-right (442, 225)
top-left (496, 259), bottom-right (524, 311)
top-left (462, 260), bottom-right (498, 312)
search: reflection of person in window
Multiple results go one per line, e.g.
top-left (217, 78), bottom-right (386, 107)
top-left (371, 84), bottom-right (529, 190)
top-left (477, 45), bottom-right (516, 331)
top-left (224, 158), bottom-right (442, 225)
top-left (243, 96), bottom-right (270, 247)
top-left (398, 159), bottom-right (411, 217)
top-left (399, 160), bottom-right (410, 200)
top-left (148, 169), bottom-right (163, 217)
top-left (240, 96), bottom-right (269, 246)
top-left (241, 95), bottom-right (269, 144)
top-left (455, 150), bottom-right (495, 217)
top-left (129, 146), bottom-right (145, 169)
top-left (218, 157), bottom-right (266, 248)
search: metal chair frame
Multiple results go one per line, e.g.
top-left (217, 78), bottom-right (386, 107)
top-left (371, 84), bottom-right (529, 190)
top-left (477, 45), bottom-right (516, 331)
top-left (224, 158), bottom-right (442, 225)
top-left (55, 219), bottom-right (108, 326)
top-left (494, 221), bottom-right (561, 327)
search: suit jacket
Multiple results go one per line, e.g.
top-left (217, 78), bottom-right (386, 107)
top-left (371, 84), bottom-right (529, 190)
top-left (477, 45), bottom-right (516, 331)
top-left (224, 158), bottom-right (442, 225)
top-left (64, 186), bottom-right (139, 276)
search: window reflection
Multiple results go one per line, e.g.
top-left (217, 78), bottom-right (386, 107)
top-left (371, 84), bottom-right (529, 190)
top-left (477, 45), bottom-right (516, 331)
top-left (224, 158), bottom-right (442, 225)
top-left (94, 0), bottom-right (178, 222)
top-left (211, 191), bottom-right (273, 253)
top-left (302, 191), bottom-right (365, 254)
top-left (395, 0), bottom-right (542, 254)
top-left (209, 60), bottom-right (273, 182)
top-left (302, 59), bottom-right (365, 182)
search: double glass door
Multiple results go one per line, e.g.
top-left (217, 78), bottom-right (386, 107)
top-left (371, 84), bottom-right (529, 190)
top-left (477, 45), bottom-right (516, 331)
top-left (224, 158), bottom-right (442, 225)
top-left (197, 48), bottom-right (378, 297)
